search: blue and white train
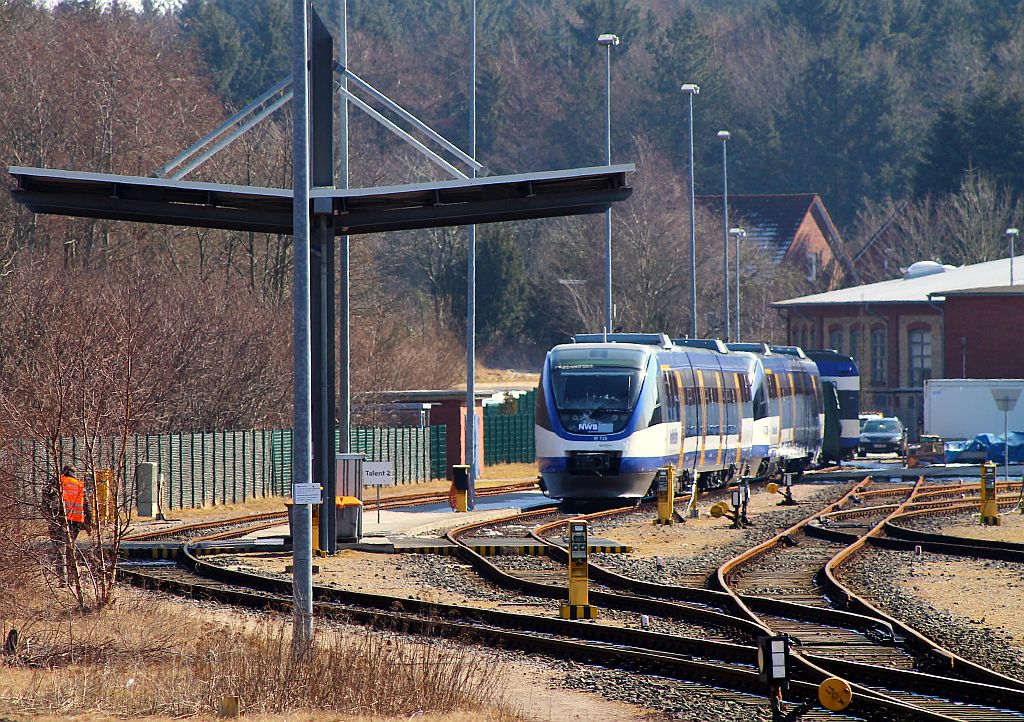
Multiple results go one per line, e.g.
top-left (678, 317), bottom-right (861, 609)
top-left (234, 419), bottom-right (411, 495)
top-left (535, 333), bottom-right (825, 502)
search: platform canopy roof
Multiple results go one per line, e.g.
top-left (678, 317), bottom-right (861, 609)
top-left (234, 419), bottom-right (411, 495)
top-left (8, 164), bottom-right (633, 236)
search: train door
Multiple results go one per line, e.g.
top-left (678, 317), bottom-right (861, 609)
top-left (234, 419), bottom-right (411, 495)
top-left (661, 365), bottom-right (684, 467)
top-left (713, 364), bottom-right (726, 468)
top-left (679, 362), bottom-right (700, 475)
top-left (694, 369), bottom-right (709, 470)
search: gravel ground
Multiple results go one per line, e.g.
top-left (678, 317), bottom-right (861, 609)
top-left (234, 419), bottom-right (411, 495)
top-left (557, 664), bottom-right (777, 721)
top-left (587, 482), bottom-right (855, 588)
top-left (840, 547), bottom-right (1024, 682)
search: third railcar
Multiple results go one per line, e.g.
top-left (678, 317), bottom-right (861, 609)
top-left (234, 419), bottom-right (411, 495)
top-left (536, 334), bottom-right (824, 502)
top-left (803, 349), bottom-right (860, 462)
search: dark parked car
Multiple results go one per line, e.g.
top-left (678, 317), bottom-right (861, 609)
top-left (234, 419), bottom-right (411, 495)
top-left (857, 417), bottom-right (907, 457)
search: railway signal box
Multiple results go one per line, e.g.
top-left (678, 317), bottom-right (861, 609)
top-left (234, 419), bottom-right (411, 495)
top-left (560, 520), bottom-right (598, 620)
top-left (655, 466), bottom-right (676, 525)
top-left (980, 462), bottom-right (1001, 525)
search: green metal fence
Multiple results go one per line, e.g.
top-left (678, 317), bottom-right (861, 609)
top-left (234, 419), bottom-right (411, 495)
top-left (16, 425), bottom-right (447, 511)
top-left (483, 389), bottom-right (536, 465)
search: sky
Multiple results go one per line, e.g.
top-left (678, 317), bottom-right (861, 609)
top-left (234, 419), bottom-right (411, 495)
top-left (36, 0), bottom-right (184, 11)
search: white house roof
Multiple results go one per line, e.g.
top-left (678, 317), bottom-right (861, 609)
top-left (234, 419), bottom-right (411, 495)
top-left (774, 256), bottom-right (1023, 307)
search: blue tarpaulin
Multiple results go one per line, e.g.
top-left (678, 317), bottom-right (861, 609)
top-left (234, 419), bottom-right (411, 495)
top-left (946, 431), bottom-right (1024, 464)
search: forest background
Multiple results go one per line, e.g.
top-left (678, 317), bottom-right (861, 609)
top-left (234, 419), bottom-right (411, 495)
top-left (2, 0), bottom-right (1024, 434)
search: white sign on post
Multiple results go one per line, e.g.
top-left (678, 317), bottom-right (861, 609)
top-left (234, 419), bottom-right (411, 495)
top-left (362, 461), bottom-right (395, 523)
top-left (363, 461), bottom-right (396, 487)
top-left (292, 483), bottom-right (323, 505)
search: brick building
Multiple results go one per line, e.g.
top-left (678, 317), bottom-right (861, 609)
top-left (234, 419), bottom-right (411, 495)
top-left (697, 193), bottom-right (857, 288)
top-left (773, 257), bottom-right (1024, 436)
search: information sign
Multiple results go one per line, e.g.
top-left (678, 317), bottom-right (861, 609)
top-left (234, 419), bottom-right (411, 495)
top-left (292, 483), bottom-right (323, 505)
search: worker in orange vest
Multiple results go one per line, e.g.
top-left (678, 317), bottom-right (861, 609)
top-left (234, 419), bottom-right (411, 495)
top-left (43, 465), bottom-right (90, 585)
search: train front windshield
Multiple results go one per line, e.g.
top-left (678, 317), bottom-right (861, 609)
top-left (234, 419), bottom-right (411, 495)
top-left (549, 349), bottom-right (647, 434)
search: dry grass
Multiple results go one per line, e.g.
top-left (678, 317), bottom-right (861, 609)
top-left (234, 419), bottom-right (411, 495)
top-left (0, 580), bottom-right (522, 721)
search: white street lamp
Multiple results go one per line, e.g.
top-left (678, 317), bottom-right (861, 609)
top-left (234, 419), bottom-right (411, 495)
top-left (1007, 227), bottom-right (1019, 286)
top-left (717, 130), bottom-right (730, 340)
top-left (598, 34), bottom-right (619, 333)
top-left (681, 83), bottom-right (700, 337)
top-left (729, 227), bottom-right (746, 339)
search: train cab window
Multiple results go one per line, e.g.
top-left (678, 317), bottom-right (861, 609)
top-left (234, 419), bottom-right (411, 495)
top-left (550, 365), bottom-right (643, 434)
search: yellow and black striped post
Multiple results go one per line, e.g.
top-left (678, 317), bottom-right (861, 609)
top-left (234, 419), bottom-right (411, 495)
top-left (980, 462), bottom-right (1001, 525)
top-left (560, 520), bottom-right (597, 620)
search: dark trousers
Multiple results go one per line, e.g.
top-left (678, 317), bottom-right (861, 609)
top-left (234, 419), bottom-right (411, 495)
top-left (48, 522), bottom-right (83, 584)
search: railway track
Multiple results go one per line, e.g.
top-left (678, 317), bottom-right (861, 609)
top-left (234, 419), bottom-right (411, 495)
top-left (120, 475), bottom-right (1024, 720)
top-left (714, 477), bottom-right (1024, 721)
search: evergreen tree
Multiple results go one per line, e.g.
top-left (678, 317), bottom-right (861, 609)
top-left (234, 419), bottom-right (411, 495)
top-left (179, 0), bottom-right (289, 107)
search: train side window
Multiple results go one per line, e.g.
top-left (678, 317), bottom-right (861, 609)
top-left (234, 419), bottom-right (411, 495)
top-left (683, 373), bottom-right (699, 437)
top-left (753, 381), bottom-right (768, 420)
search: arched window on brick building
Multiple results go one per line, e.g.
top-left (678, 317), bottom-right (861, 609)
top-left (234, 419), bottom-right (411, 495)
top-left (908, 327), bottom-right (932, 387)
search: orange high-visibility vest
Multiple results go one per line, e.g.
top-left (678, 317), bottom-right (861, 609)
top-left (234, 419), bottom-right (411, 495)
top-left (60, 474), bottom-right (86, 523)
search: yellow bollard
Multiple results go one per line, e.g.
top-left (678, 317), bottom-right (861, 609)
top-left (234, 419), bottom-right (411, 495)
top-left (452, 465), bottom-right (470, 513)
top-left (95, 468), bottom-right (113, 523)
top-left (655, 465), bottom-right (676, 525)
top-left (980, 462), bottom-right (1001, 525)
top-left (560, 520), bottom-right (597, 620)
top-left (312, 504), bottom-right (321, 553)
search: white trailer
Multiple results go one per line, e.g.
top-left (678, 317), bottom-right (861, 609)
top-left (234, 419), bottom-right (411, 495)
top-left (923, 379), bottom-right (1024, 440)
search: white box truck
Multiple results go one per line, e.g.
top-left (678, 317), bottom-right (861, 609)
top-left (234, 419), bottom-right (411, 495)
top-left (923, 379), bottom-right (1024, 440)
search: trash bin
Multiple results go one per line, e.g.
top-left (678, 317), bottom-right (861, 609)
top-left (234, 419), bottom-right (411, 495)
top-left (336, 496), bottom-right (363, 542)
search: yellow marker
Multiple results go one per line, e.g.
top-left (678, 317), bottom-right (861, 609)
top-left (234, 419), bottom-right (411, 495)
top-left (818, 677), bottom-right (853, 712)
top-left (452, 464), bottom-right (471, 513)
top-left (710, 501), bottom-right (728, 518)
top-left (980, 462), bottom-right (1001, 525)
top-left (95, 468), bottom-right (113, 523)
top-left (311, 505), bottom-right (321, 552)
top-left (560, 520), bottom-right (597, 619)
top-left (766, 482), bottom-right (779, 494)
top-left (655, 465), bottom-right (676, 525)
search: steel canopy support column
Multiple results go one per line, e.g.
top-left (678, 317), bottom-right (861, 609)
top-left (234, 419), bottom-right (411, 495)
top-left (338, 0), bottom-right (350, 459)
top-left (290, 0), bottom-right (314, 646)
top-left (311, 9), bottom-right (337, 554)
top-left (466, 0), bottom-right (478, 506)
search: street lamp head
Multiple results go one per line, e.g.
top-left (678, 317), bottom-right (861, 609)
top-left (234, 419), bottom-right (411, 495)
top-left (717, 130), bottom-right (731, 140)
top-left (1006, 228), bottom-right (1020, 237)
top-left (680, 83), bottom-right (700, 95)
top-left (597, 33), bottom-right (620, 46)
top-left (729, 227), bottom-right (746, 238)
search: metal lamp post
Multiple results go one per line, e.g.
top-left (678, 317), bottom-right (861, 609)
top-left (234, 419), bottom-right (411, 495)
top-left (717, 130), bottom-right (730, 340)
top-left (598, 33), bottom-right (620, 333)
top-left (681, 83), bottom-right (700, 337)
top-left (729, 227), bottom-right (746, 340)
top-left (466, 0), bottom-right (478, 506)
top-left (1007, 227), bottom-right (1019, 286)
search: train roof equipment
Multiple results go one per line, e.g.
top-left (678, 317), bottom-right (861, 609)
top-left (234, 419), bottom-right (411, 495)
top-left (570, 332), bottom-right (673, 348)
top-left (768, 345), bottom-right (808, 359)
top-left (726, 342), bottom-right (772, 354)
top-left (670, 338), bottom-right (730, 353)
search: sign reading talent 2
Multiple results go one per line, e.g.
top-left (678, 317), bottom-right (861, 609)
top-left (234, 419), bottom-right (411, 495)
top-left (362, 461), bottom-right (396, 487)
